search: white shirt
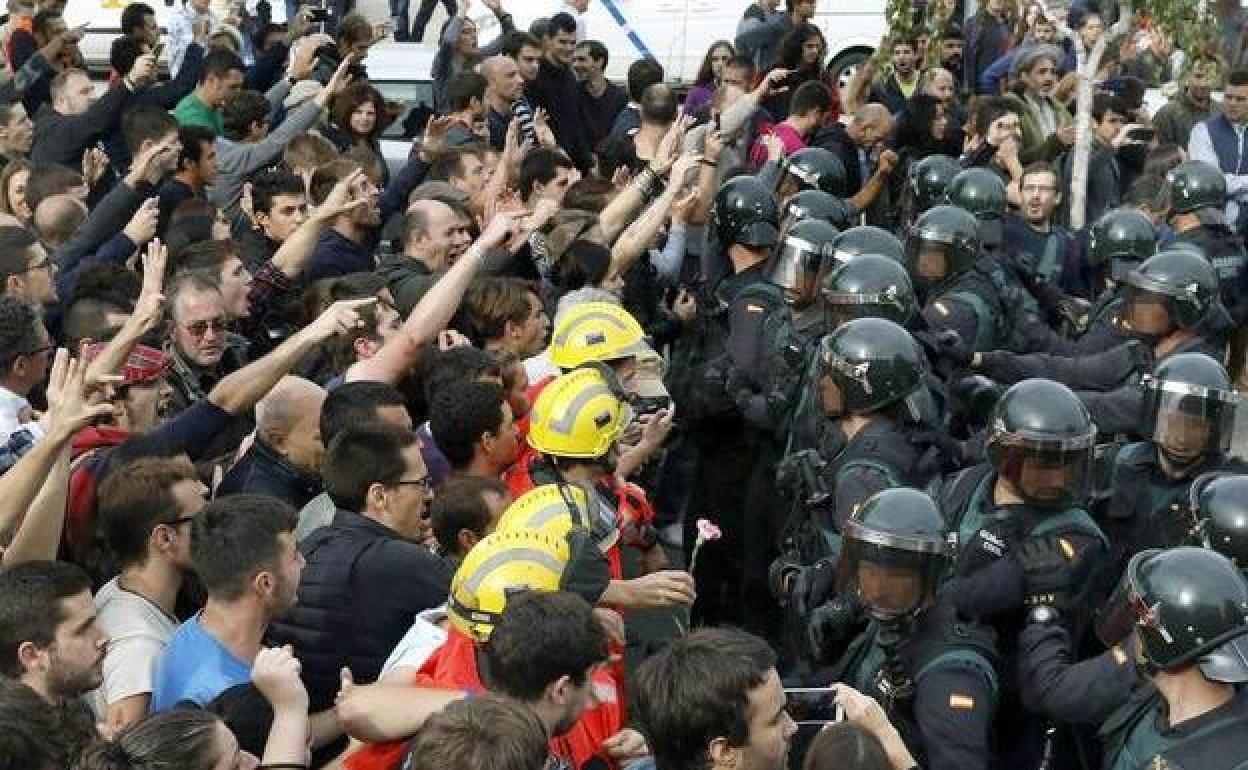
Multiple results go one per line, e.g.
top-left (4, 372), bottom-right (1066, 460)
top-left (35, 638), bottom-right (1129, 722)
top-left (88, 577), bottom-right (178, 719)
top-left (0, 384), bottom-right (42, 446)
top-left (558, 1), bottom-right (589, 40)
top-left (1188, 119), bottom-right (1248, 224)
top-left (167, 6), bottom-right (220, 78)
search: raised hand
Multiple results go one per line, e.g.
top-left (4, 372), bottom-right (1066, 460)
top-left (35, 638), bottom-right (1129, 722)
top-left (314, 169), bottom-right (372, 222)
top-left (252, 645), bottom-right (310, 713)
top-left (45, 350), bottom-right (117, 439)
top-left (304, 297), bottom-right (378, 342)
top-left (123, 197), bottom-right (160, 246)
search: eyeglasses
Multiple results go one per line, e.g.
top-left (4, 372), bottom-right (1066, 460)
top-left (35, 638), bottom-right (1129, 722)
top-left (389, 476), bottom-right (433, 492)
top-left (19, 344), bottom-right (53, 357)
top-left (1021, 184), bottom-right (1057, 194)
top-left (162, 514), bottom-right (196, 528)
top-left (180, 317), bottom-right (229, 337)
top-left (25, 256), bottom-right (51, 273)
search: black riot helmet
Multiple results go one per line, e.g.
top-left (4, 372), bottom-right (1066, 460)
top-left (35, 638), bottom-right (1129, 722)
top-left (1192, 474), bottom-right (1248, 570)
top-left (1121, 249), bottom-right (1219, 333)
top-left (986, 378), bottom-right (1096, 509)
top-left (905, 205), bottom-right (981, 292)
top-left (820, 254), bottom-right (917, 328)
top-left (1144, 353), bottom-right (1238, 465)
top-left (1097, 547), bottom-right (1248, 682)
top-left (946, 167), bottom-right (1007, 220)
top-left (1088, 206), bottom-right (1157, 281)
top-left (837, 487), bottom-right (951, 621)
top-left (813, 318), bottom-right (925, 419)
top-left (782, 190), bottom-right (855, 230)
top-left (947, 167), bottom-right (1007, 247)
top-left (767, 219), bottom-right (840, 309)
top-left (1165, 159), bottom-right (1228, 216)
top-left (909, 154), bottom-right (961, 214)
top-left (712, 176), bottom-right (780, 249)
top-left (829, 226), bottom-right (905, 266)
top-left (779, 147), bottom-right (849, 197)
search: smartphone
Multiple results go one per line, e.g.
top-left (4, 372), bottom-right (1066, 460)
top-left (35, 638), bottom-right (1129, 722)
top-left (307, 7), bottom-right (330, 22)
top-left (151, 40), bottom-right (165, 59)
top-left (1127, 127), bottom-right (1155, 142)
top-left (784, 687), bottom-right (844, 726)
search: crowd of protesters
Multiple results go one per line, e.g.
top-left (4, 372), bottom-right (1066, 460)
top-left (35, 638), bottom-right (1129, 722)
top-left (5, 1), bottom-right (1248, 770)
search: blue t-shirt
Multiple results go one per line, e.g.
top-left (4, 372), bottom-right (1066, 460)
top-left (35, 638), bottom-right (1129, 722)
top-left (149, 612), bottom-right (250, 712)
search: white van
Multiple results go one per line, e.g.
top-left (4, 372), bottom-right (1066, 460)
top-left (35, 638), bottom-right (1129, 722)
top-left (469, 0), bottom-right (885, 89)
top-left (68, 0), bottom-right (287, 75)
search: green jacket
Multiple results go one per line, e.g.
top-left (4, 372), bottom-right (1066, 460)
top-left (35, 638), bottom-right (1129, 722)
top-left (1153, 90), bottom-right (1220, 149)
top-left (1006, 93), bottom-right (1072, 165)
top-left (172, 91), bottom-right (224, 136)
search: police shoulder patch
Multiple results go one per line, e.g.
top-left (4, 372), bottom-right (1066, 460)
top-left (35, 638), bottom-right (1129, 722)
top-left (949, 693), bottom-right (975, 710)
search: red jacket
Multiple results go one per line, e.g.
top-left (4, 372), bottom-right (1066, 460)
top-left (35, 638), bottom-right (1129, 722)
top-left (344, 629), bottom-right (624, 770)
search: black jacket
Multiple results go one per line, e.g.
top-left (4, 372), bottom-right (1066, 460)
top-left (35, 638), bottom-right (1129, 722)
top-left (270, 508), bottom-right (452, 709)
top-left (216, 439), bottom-right (322, 511)
top-left (31, 84), bottom-right (131, 169)
top-left (527, 58), bottom-right (594, 172)
top-left (810, 123), bottom-right (865, 197)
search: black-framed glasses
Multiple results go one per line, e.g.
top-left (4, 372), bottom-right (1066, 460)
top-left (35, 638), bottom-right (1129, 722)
top-left (162, 514), bottom-right (196, 528)
top-left (20, 344), bottom-right (53, 357)
top-left (388, 476), bottom-right (432, 492)
top-left (25, 256), bottom-right (51, 272)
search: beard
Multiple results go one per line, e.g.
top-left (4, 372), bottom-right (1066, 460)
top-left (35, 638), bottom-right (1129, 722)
top-left (48, 648), bottom-right (103, 699)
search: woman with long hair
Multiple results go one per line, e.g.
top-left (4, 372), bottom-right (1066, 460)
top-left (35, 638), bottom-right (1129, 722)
top-left (769, 23), bottom-right (841, 123)
top-left (0, 158), bottom-right (32, 224)
top-left (684, 41), bottom-right (735, 116)
top-left (326, 84), bottom-right (392, 187)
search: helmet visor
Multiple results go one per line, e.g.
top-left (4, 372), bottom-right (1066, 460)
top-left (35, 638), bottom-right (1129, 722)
top-left (822, 284), bottom-right (911, 327)
top-left (1147, 382), bottom-right (1237, 458)
top-left (990, 430), bottom-right (1094, 508)
top-left (736, 220), bottom-right (781, 249)
top-left (905, 237), bottom-right (954, 286)
top-left (836, 521), bottom-right (947, 620)
top-left (1095, 557), bottom-right (1155, 648)
top-left (768, 235), bottom-right (830, 300)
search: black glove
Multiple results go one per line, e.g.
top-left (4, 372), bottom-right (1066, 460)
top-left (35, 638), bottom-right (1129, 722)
top-left (916, 329), bottom-right (973, 369)
top-left (789, 558), bottom-right (837, 620)
top-left (805, 594), bottom-right (862, 663)
top-left (954, 374), bottom-right (1004, 417)
top-left (561, 528), bottom-right (612, 606)
top-left (1015, 536), bottom-right (1075, 609)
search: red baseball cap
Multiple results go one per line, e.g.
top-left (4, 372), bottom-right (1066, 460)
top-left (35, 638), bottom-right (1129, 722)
top-left (82, 343), bottom-right (172, 386)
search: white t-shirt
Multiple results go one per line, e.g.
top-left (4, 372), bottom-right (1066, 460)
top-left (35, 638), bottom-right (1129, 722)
top-left (88, 577), bottom-right (178, 719)
top-left (380, 605), bottom-right (450, 677)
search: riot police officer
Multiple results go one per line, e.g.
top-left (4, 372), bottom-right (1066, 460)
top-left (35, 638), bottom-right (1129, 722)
top-left (904, 154), bottom-right (961, 226)
top-left (948, 167), bottom-right (1009, 252)
top-left (970, 249), bottom-right (1230, 437)
top-left (766, 219), bottom-right (840, 339)
top-left (775, 146), bottom-right (849, 201)
top-left (1098, 353), bottom-right (1245, 582)
top-left (830, 225), bottom-right (906, 266)
top-left (674, 175), bottom-right (804, 635)
top-left (1163, 159), bottom-right (1248, 320)
top-left (938, 378), bottom-right (1109, 769)
top-left (1193, 474), bottom-right (1248, 569)
top-left (821, 254), bottom-right (918, 330)
top-left (781, 189), bottom-right (855, 232)
top-left (1095, 547), bottom-right (1248, 770)
top-left (906, 204), bottom-right (1011, 352)
top-left (820, 487), bottom-right (998, 770)
top-left (939, 378), bottom-right (1108, 630)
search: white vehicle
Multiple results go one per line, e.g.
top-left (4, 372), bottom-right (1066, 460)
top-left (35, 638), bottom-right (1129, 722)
top-left (69, 0), bottom-right (287, 75)
top-left (469, 0), bottom-right (885, 89)
top-left (367, 41), bottom-right (437, 177)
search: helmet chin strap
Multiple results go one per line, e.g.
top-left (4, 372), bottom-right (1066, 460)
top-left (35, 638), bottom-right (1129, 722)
top-left (873, 616), bottom-right (916, 710)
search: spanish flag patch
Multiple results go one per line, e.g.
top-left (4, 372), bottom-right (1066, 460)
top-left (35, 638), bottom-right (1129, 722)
top-left (949, 694), bottom-right (975, 710)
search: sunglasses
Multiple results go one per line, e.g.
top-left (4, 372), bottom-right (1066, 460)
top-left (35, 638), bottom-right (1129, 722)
top-left (180, 318), bottom-right (229, 337)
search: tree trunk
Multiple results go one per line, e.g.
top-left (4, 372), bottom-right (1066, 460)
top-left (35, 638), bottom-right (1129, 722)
top-left (1064, 3), bottom-right (1133, 230)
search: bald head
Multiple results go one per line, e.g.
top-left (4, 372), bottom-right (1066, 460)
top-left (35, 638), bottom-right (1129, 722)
top-left (33, 193), bottom-right (86, 248)
top-left (403, 199), bottom-right (460, 269)
top-left (256, 376), bottom-right (328, 472)
top-left (482, 54), bottom-right (523, 103)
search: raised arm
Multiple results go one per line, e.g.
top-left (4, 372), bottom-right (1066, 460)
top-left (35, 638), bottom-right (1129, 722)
top-left (2, 351), bottom-right (116, 566)
top-left (209, 297), bottom-right (377, 415)
top-left (347, 214), bottom-right (517, 384)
